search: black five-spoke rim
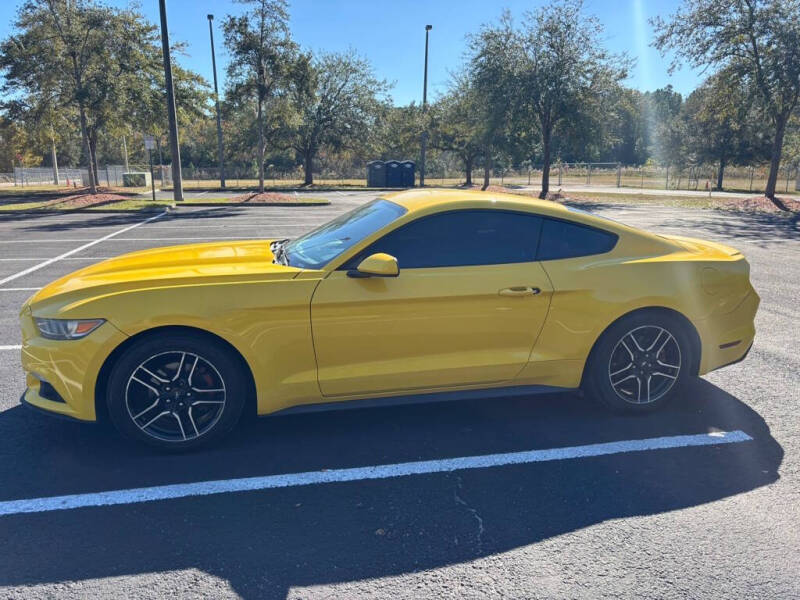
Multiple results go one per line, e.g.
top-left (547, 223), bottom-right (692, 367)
top-left (125, 351), bottom-right (226, 442)
top-left (608, 325), bottom-right (681, 405)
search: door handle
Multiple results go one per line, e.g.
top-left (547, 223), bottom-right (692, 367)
top-left (498, 286), bottom-right (541, 297)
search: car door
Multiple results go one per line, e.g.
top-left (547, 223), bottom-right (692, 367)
top-left (310, 209), bottom-right (554, 397)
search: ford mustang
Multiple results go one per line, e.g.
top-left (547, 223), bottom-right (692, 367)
top-left (19, 189), bottom-right (759, 449)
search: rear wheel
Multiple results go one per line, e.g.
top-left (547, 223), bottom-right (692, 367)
top-left (106, 332), bottom-right (247, 450)
top-left (583, 312), bottom-right (693, 412)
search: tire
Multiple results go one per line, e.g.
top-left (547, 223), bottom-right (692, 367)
top-left (106, 331), bottom-right (247, 450)
top-left (582, 311), bottom-right (693, 413)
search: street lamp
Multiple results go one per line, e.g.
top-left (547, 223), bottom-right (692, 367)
top-left (208, 14), bottom-right (225, 189)
top-left (158, 0), bottom-right (183, 201)
top-left (420, 24), bottom-right (432, 188)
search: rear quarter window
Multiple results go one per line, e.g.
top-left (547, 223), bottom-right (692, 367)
top-left (536, 218), bottom-right (618, 261)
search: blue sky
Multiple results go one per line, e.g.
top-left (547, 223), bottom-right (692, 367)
top-left (0, 0), bottom-right (702, 105)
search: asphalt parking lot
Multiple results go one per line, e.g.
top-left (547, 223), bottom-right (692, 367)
top-left (0, 191), bottom-right (798, 599)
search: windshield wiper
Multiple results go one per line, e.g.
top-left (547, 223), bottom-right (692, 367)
top-left (271, 239), bottom-right (290, 266)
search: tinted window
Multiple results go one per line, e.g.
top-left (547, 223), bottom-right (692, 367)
top-left (285, 199), bottom-right (407, 269)
top-left (536, 218), bottom-right (617, 260)
top-left (345, 210), bottom-right (542, 269)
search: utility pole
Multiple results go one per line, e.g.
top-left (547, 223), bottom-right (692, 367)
top-left (420, 24), bottom-right (432, 187)
top-left (208, 14), bottom-right (226, 189)
top-left (159, 0), bottom-right (183, 201)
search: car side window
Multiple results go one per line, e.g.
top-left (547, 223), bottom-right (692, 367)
top-left (536, 218), bottom-right (618, 261)
top-left (343, 210), bottom-right (542, 269)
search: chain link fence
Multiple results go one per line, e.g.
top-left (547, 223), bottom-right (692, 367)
top-left (3, 161), bottom-right (799, 193)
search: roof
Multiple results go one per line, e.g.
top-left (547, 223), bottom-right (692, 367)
top-left (382, 188), bottom-right (574, 218)
top-left (380, 188), bottom-right (658, 241)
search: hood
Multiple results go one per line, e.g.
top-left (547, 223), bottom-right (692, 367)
top-left (29, 240), bottom-right (302, 305)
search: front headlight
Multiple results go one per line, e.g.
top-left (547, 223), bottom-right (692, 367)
top-left (34, 318), bottom-right (105, 340)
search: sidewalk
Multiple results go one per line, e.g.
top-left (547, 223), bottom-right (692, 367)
top-left (516, 182), bottom-right (800, 200)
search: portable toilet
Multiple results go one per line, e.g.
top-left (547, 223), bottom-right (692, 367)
top-left (366, 160), bottom-right (386, 187)
top-left (400, 160), bottom-right (415, 187)
top-left (385, 160), bottom-right (402, 187)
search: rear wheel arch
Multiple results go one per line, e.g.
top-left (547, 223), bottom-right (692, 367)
top-left (94, 325), bottom-right (257, 424)
top-left (581, 306), bottom-right (702, 387)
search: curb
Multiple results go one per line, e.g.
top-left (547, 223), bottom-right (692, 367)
top-left (161, 187), bottom-right (406, 193)
top-left (178, 201), bottom-right (331, 207)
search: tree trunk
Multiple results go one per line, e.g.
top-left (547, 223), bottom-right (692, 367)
top-left (73, 57), bottom-right (96, 194)
top-left (51, 137), bottom-right (60, 186)
top-left (77, 103), bottom-right (96, 194)
top-left (482, 147), bottom-right (491, 190)
top-left (304, 151), bottom-right (313, 185)
top-left (716, 157), bottom-right (726, 191)
top-left (89, 131), bottom-right (100, 188)
top-left (464, 156), bottom-right (472, 186)
top-left (257, 96), bottom-right (265, 193)
top-left (540, 135), bottom-right (551, 199)
top-left (765, 117), bottom-right (787, 201)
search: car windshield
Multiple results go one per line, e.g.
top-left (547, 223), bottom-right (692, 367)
top-left (284, 199), bottom-right (407, 269)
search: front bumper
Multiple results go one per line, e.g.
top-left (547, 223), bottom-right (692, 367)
top-left (20, 312), bottom-right (128, 421)
top-left (20, 391), bottom-right (94, 423)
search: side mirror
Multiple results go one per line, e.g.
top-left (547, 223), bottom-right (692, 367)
top-left (347, 253), bottom-right (399, 278)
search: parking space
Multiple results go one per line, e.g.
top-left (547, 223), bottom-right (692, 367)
top-left (0, 193), bottom-right (798, 598)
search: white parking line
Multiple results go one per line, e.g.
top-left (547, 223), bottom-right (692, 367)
top-left (0, 288), bottom-right (41, 292)
top-left (0, 345), bottom-right (21, 350)
top-left (0, 236), bottom-right (252, 243)
top-left (0, 430), bottom-right (752, 517)
top-left (0, 257), bottom-right (112, 261)
top-left (0, 211), bottom-right (167, 287)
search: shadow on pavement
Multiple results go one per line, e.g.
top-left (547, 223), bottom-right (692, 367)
top-left (6, 206), bottom-right (267, 233)
top-left (667, 209), bottom-right (799, 244)
top-left (0, 378), bottom-right (782, 597)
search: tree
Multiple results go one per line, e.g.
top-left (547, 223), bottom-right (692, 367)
top-left (375, 103), bottom-right (422, 162)
top-left (653, 0), bottom-right (800, 201)
top-left (0, 0), bottom-right (197, 193)
top-left (288, 51), bottom-right (388, 185)
top-left (130, 48), bottom-right (211, 177)
top-left (223, 0), bottom-right (295, 192)
top-left (467, 11), bottom-right (519, 189)
top-left (0, 0), bottom-right (114, 191)
top-left (601, 87), bottom-right (648, 165)
top-left (683, 71), bottom-right (767, 190)
top-left (469, 2), bottom-right (629, 197)
top-left (429, 77), bottom-right (483, 185)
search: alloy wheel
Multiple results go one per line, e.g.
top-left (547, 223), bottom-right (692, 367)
top-left (607, 325), bottom-right (681, 405)
top-left (124, 351), bottom-right (227, 443)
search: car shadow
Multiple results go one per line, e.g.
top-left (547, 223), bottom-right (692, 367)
top-left (0, 378), bottom-right (782, 598)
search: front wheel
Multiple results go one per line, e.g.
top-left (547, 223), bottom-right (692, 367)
top-left (583, 312), bottom-right (693, 413)
top-left (106, 332), bottom-right (247, 450)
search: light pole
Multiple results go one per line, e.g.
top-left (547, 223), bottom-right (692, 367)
top-left (208, 14), bottom-right (225, 189)
top-left (420, 24), bottom-right (432, 187)
top-left (159, 0), bottom-right (183, 201)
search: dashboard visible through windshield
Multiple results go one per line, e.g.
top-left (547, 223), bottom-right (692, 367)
top-left (282, 199), bottom-right (407, 269)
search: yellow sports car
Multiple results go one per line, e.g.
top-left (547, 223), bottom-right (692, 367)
top-left (19, 190), bottom-right (758, 449)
